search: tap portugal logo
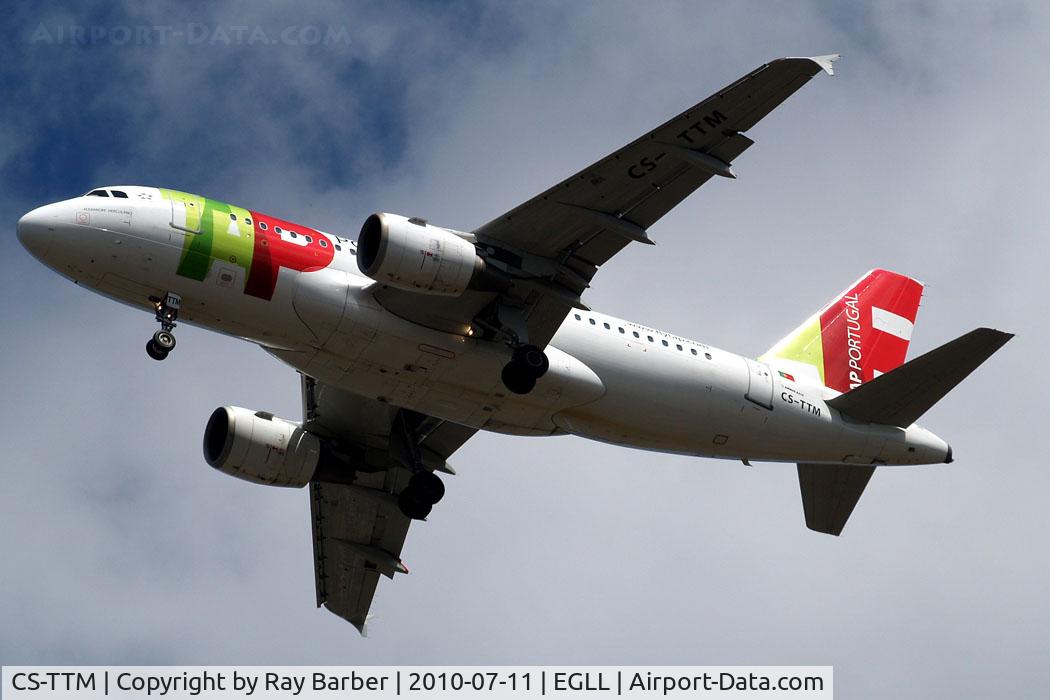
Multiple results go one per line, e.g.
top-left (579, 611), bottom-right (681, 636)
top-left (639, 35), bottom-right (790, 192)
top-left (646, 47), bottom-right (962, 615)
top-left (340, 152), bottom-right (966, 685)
top-left (161, 189), bottom-right (335, 300)
top-left (842, 292), bottom-right (864, 389)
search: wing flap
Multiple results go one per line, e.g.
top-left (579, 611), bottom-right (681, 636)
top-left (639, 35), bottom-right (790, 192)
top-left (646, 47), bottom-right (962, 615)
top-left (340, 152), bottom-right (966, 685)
top-left (304, 378), bottom-right (478, 634)
top-left (310, 470), bottom-right (412, 633)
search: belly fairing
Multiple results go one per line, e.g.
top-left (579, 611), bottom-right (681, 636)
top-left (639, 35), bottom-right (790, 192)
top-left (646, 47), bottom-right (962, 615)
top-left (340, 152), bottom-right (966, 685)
top-left (275, 287), bottom-right (606, 436)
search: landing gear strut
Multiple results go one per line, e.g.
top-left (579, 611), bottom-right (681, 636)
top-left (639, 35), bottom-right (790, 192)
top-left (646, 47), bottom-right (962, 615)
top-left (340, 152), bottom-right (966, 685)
top-left (390, 409), bottom-right (448, 521)
top-left (501, 343), bottom-right (550, 394)
top-left (146, 292), bottom-right (181, 361)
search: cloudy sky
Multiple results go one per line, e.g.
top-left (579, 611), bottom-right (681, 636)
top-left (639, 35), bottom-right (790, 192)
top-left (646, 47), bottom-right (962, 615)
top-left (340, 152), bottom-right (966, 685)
top-left (1, 1), bottom-right (1046, 697)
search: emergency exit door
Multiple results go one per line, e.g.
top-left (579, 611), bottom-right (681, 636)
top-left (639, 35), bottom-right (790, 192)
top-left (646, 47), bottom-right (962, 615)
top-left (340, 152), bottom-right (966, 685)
top-left (744, 358), bottom-right (774, 409)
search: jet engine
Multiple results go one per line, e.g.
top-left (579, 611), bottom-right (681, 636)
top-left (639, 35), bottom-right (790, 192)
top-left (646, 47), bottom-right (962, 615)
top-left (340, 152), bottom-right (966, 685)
top-left (357, 212), bottom-right (485, 296)
top-left (203, 406), bottom-right (323, 487)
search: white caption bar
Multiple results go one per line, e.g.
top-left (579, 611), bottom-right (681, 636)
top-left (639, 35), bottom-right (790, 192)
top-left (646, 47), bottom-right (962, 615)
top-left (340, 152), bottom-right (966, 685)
top-left (3, 667), bottom-right (831, 699)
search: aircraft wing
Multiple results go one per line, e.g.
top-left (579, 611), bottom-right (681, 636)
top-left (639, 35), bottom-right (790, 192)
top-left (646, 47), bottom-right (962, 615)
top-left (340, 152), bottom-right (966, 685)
top-left (301, 376), bottom-right (476, 634)
top-left (372, 55), bottom-right (837, 347)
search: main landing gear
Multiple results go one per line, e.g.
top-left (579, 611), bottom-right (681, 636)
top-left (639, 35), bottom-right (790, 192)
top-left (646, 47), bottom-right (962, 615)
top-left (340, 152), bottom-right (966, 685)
top-left (501, 343), bottom-right (550, 394)
top-left (146, 292), bottom-right (181, 361)
top-left (476, 303), bottom-right (550, 395)
top-left (390, 409), bottom-right (448, 521)
top-left (397, 470), bottom-right (445, 521)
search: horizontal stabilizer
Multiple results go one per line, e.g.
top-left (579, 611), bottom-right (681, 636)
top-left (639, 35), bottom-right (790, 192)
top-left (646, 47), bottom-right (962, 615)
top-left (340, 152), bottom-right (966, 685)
top-left (827, 328), bottom-right (1013, 427)
top-left (798, 463), bottom-right (875, 536)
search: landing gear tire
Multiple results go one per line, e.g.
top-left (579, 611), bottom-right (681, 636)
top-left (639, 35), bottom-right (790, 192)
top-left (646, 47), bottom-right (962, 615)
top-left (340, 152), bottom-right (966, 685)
top-left (513, 344), bottom-right (549, 378)
top-left (146, 339), bottom-right (169, 361)
top-left (398, 489), bottom-right (433, 520)
top-left (410, 470), bottom-right (445, 504)
top-left (147, 291), bottom-right (181, 362)
top-left (501, 362), bottom-right (537, 394)
top-left (152, 329), bottom-right (176, 351)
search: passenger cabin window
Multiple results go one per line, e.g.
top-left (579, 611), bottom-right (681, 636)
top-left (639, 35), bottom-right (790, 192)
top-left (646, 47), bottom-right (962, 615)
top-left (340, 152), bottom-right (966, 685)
top-left (335, 244), bottom-right (342, 251)
top-left (589, 318), bottom-right (596, 325)
top-left (319, 239), bottom-right (328, 248)
top-left (691, 348), bottom-right (698, 356)
top-left (705, 352), bottom-right (713, 360)
top-left (111, 190), bottom-right (128, 198)
top-left (259, 222), bottom-right (268, 230)
top-left (275, 226), bottom-right (282, 233)
top-left (603, 322), bottom-right (610, 330)
top-left (574, 314), bottom-right (582, 321)
top-left (661, 340), bottom-right (669, 347)
top-left (633, 331), bottom-right (640, 338)
top-left (619, 327), bottom-right (625, 334)
top-left (229, 213), bottom-right (237, 220)
top-left (87, 190), bottom-right (109, 197)
top-left (305, 235), bottom-right (312, 243)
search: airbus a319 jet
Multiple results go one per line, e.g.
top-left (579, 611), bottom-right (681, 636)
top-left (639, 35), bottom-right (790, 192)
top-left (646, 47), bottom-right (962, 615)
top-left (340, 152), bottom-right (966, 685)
top-left (18, 55), bottom-right (1011, 633)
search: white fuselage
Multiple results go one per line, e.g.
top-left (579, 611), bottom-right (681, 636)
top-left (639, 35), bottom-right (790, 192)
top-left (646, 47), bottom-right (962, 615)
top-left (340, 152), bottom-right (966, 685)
top-left (17, 187), bottom-right (951, 467)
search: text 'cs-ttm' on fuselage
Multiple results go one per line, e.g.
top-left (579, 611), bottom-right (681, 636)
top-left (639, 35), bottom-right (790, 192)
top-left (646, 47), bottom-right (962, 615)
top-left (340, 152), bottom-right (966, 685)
top-left (19, 55), bottom-right (1012, 633)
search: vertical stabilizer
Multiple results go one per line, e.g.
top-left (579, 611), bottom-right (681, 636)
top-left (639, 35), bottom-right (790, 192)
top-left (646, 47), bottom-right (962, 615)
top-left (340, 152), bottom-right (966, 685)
top-left (761, 269), bottom-right (924, 392)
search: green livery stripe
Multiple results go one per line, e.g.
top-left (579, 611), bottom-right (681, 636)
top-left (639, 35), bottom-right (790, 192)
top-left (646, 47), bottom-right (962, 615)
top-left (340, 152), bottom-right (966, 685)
top-left (160, 188), bottom-right (204, 232)
top-left (161, 189), bottom-right (255, 282)
top-left (760, 313), bottom-right (826, 384)
top-left (204, 200), bottom-right (254, 276)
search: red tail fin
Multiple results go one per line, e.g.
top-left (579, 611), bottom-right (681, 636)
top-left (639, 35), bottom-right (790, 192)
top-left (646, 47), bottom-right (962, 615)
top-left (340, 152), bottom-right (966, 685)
top-left (763, 269), bottom-right (924, 392)
top-left (820, 269), bottom-right (923, 392)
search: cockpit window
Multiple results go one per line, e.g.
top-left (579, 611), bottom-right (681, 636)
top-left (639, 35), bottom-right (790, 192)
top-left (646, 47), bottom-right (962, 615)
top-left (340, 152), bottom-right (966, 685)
top-left (111, 190), bottom-right (128, 198)
top-left (86, 189), bottom-right (109, 197)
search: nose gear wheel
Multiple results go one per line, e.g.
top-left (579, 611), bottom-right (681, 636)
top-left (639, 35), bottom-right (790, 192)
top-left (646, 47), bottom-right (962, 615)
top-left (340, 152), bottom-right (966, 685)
top-left (146, 292), bottom-right (181, 361)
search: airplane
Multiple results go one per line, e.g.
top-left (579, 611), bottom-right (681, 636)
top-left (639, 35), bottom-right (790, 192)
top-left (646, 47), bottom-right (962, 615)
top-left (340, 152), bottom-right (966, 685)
top-left (16, 55), bottom-right (1011, 634)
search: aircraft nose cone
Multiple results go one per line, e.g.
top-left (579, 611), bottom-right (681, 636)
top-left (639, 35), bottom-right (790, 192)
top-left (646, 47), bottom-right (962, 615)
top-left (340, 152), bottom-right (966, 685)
top-left (17, 205), bottom-right (56, 261)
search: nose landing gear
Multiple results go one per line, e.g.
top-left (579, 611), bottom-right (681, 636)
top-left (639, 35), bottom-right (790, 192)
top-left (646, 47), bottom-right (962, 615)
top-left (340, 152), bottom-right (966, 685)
top-left (146, 292), bottom-right (181, 361)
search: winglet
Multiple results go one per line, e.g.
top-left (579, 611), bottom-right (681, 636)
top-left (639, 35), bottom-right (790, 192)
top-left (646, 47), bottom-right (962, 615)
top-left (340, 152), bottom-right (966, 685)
top-left (808, 53), bottom-right (840, 76)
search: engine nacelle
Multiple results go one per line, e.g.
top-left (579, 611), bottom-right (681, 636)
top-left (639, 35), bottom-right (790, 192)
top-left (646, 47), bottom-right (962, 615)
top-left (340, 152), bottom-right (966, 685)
top-left (203, 406), bottom-right (321, 487)
top-left (357, 212), bottom-right (483, 296)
